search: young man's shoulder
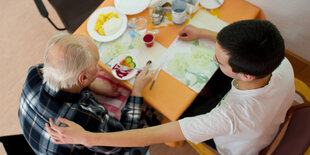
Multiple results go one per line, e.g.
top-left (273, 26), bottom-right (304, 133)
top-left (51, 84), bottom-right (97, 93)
top-left (273, 58), bottom-right (294, 77)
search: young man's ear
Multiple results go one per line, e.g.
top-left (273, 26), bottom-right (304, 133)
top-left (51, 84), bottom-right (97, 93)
top-left (240, 74), bottom-right (255, 81)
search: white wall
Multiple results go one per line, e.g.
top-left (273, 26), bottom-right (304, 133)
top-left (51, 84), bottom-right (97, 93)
top-left (246, 0), bottom-right (310, 61)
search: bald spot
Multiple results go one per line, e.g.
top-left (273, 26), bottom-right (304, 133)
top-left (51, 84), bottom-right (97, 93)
top-left (46, 35), bottom-right (99, 68)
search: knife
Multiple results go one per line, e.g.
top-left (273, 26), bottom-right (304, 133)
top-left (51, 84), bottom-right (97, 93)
top-left (149, 57), bottom-right (167, 90)
top-left (149, 68), bottom-right (161, 90)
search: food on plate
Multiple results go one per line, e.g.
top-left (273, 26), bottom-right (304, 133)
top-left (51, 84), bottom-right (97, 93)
top-left (102, 17), bottom-right (122, 36)
top-left (120, 56), bottom-right (136, 68)
top-left (112, 56), bottom-right (136, 78)
top-left (94, 12), bottom-right (121, 36)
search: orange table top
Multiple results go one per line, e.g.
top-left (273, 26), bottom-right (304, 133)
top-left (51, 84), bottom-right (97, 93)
top-left (74, 0), bottom-right (264, 121)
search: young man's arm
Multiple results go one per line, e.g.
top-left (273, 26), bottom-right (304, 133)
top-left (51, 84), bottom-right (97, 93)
top-left (46, 118), bottom-right (186, 147)
top-left (178, 25), bottom-right (217, 42)
top-left (86, 121), bottom-right (185, 147)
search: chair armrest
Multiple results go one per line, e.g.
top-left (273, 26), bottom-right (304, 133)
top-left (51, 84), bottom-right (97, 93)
top-left (295, 78), bottom-right (310, 103)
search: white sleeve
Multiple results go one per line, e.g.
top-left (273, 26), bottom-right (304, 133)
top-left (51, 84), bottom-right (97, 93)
top-left (178, 102), bottom-right (234, 144)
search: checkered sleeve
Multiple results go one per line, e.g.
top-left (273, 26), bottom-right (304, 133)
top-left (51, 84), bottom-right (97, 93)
top-left (120, 96), bottom-right (143, 129)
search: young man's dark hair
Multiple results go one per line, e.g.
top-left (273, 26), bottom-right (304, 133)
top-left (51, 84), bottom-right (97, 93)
top-left (217, 20), bottom-right (285, 79)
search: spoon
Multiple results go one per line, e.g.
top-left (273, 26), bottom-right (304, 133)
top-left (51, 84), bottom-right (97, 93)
top-left (147, 30), bottom-right (160, 34)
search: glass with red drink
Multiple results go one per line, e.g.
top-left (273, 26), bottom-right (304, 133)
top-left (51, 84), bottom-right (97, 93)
top-left (143, 33), bottom-right (155, 48)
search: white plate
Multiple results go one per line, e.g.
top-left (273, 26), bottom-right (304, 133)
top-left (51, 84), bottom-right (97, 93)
top-left (199, 0), bottom-right (224, 10)
top-left (114, 0), bottom-right (150, 15)
top-left (110, 54), bottom-right (138, 80)
top-left (87, 7), bottom-right (127, 42)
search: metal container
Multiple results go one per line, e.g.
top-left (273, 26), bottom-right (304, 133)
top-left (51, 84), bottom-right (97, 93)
top-left (151, 6), bottom-right (165, 25)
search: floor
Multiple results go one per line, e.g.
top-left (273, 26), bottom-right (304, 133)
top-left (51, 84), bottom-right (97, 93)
top-left (1, 0), bottom-right (309, 154)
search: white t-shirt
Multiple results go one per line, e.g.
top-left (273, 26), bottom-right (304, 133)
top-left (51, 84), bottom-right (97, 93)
top-left (179, 58), bottom-right (295, 155)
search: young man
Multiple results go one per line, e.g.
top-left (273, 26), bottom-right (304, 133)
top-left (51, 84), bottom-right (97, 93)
top-left (19, 34), bottom-right (152, 154)
top-left (46, 20), bottom-right (295, 155)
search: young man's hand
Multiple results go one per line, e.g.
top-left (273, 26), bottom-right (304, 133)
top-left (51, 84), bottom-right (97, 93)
top-left (178, 25), bottom-right (217, 41)
top-left (132, 64), bottom-right (153, 97)
top-left (178, 25), bottom-right (203, 41)
top-left (45, 118), bottom-right (89, 145)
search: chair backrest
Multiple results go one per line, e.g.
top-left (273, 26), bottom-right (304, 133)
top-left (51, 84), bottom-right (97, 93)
top-left (48, 0), bottom-right (103, 33)
top-left (295, 78), bottom-right (310, 103)
top-left (34, 0), bottom-right (103, 33)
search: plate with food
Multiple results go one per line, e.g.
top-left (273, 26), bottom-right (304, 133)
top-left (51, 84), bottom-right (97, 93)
top-left (87, 7), bottom-right (127, 42)
top-left (114, 0), bottom-right (150, 15)
top-left (199, 0), bottom-right (224, 10)
top-left (110, 54), bottom-right (138, 80)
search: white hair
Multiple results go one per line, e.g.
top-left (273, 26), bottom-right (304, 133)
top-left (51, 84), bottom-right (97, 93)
top-left (42, 33), bottom-right (96, 91)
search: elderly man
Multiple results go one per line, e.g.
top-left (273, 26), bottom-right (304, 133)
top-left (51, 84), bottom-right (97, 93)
top-left (18, 34), bottom-right (152, 154)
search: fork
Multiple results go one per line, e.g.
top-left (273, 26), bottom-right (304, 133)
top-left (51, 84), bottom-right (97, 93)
top-left (119, 65), bottom-right (140, 71)
top-left (119, 65), bottom-right (154, 71)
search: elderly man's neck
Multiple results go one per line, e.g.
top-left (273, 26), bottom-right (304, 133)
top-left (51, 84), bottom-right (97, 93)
top-left (62, 85), bottom-right (83, 94)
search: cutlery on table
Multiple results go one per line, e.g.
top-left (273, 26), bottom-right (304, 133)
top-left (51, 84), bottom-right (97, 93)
top-left (119, 65), bottom-right (141, 71)
top-left (119, 60), bottom-right (154, 71)
top-left (149, 57), bottom-right (167, 90)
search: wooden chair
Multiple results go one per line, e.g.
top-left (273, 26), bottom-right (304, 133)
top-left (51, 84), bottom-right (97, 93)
top-left (259, 103), bottom-right (310, 155)
top-left (188, 78), bottom-right (310, 155)
top-left (34, 0), bottom-right (103, 33)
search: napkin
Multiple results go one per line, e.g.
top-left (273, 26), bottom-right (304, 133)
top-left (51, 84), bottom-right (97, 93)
top-left (91, 69), bottom-right (131, 120)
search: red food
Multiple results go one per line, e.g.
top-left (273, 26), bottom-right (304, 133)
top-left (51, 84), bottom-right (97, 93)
top-left (112, 64), bottom-right (130, 78)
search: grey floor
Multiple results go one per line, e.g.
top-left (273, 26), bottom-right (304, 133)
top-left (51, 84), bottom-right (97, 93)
top-left (0, 0), bottom-right (197, 154)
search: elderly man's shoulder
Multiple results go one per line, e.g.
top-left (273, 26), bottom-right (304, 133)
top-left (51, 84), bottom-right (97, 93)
top-left (23, 64), bottom-right (45, 90)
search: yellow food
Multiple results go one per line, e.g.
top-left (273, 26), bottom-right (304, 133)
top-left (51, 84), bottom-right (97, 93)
top-left (94, 12), bottom-right (119, 36)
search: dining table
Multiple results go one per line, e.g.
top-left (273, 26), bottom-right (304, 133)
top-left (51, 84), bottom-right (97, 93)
top-left (74, 0), bottom-right (265, 123)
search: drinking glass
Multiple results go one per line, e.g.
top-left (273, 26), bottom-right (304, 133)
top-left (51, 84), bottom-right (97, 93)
top-left (134, 17), bottom-right (147, 35)
top-left (143, 33), bottom-right (154, 48)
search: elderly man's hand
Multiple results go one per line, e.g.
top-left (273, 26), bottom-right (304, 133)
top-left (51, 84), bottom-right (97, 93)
top-left (178, 25), bottom-right (202, 41)
top-left (45, 118), bottom-right (89, 145)
top-left (132, 63), bottom-right (153, 97)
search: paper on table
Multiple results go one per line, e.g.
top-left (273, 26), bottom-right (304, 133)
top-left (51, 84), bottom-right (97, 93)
top-left (160, 10), bottom-right (228, 92)
top-left (98, 29), bottom-right (166, 85)
top-left (188, 9), bottom-right (228, 32)
top-left (162, 38), bottom-right (218, 92)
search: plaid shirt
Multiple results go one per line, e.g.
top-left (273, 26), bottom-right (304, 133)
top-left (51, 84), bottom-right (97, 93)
top-left (19, 64), bottom-right (143, 155)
